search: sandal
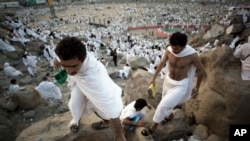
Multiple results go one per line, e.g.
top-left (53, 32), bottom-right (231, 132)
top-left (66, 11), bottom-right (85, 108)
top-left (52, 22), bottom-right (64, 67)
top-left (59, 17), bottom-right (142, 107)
top-left (70, 124), bottom-right (79, 133)
top-left (141, 127), bottom-right (153, 136)
top-left (92, 121), bottom-right (110, 130)
top-left (69, 119), bottom-right (80, 133)
top-left (161, 113), bottom-right (174, 124)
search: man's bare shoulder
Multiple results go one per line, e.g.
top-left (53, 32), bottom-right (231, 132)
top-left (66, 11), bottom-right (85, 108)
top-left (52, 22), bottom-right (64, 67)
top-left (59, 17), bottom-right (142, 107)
top-left (188, 52), bottom-right (199, 59)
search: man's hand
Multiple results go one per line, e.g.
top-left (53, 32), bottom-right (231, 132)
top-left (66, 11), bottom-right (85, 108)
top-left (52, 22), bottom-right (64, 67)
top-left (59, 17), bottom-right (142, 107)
top-left (147, 105), bottom-right (152, 110)
top-left (148, 79), bottom-right (156, 87)
top-left (53, 59), bottom-right (61, 71)
top-left (136, 120), bottom-right (144, 127)
top-left (191, 88), bottom-right (199, 98)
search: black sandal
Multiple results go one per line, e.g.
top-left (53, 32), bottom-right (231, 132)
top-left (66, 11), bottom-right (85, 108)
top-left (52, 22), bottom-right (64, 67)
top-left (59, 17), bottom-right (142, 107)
top-left (161, 113), bottom-right (174, 124)
top-left (92, 121), bottom-right (110, 130)
top-left (141, 127), bottom-right (153, 136)
top-left (70, 124), bottom-right (79, 133)
top-left (70, 119), bottom-right (80, 133)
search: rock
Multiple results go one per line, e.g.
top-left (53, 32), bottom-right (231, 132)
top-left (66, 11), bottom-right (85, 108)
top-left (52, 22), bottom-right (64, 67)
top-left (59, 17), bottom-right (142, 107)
top-left (123, 69), bottom-right (163, 108)
top-left (12, 85), bottom-right (41, 110)
top-left (3, 99), bottom-right (18, 111)
top-left (203, 24), bottom-right (225, 40)
top-left (16, 112), bottom-right (114, 141)
top-left (185, 46), bottom-right (250, 138)
top-left (193, 124), bottom-right (209, 140)
top-left (0, 110), bottom-right (16, 141)
top-left (173, 108), bottom-right (186, 119)
top-left (108, 69), bottom-right (119, 79)
top-left (23, 110), bottom-right (36, 119)
top-left (230, 15), bottom-right (243, 25)
top-left (54, 104), bottom-right (69, 114)
top-left (207, 134), bottom-right (224, 141)
top-left (0, 125), bottom-right (16, 141)
top-left (226, 24), bottom-right (245, 35)
top-left (129, 57), bottom-right (149, 70)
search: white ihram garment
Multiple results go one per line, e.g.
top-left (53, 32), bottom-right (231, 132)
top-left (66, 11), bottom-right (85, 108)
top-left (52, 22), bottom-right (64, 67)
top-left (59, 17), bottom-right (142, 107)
top-left (119, 66), bottom-right (131, 78)
top-left (67, 53), bottom-right (123, 125)
top-left (23, 56), bottom-right (37, 76)
top-left (234, 43), bottom-right (250, 80)
top-left (153, 45), bottom-right (197, 123)
top-left (43, 45), bottom-right (55, 67)
top-left (35, 81), bottom-right (62, 105)
top-left (4, 62), bottom-right (23, 77)
top-left (9, 84), bottom-right (20, 95)
top-left (0, 39), bottom-right (16, 51)
top-left (120, 101), bottom-right (145, 121)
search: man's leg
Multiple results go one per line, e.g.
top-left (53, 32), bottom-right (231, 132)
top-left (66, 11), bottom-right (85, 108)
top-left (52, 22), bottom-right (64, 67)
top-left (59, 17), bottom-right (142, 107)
top-left (68, 86), bottom-right (85, 131)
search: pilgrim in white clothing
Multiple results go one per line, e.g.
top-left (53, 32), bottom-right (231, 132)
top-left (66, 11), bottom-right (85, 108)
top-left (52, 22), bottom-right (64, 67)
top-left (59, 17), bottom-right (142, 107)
top-left (120, 101), bottom-right (145, 128)
top-left (233, 36), bottom-right (250, 80)
top-left (35, 77), bottom-right (62, 105)
top-left (22, 54), bottom-right (37, 77)
top-left (66, 53), bottom-right (123, 126)
top-left (153, 45), bottom-right (197, 123)
top-left (118, 64), bottom-right (131, 78)
top-left (43, 44), bottom-right (55, 69)
top-left (0, 37), bottom-right (16, 51)
top-left (4, 62), bottom-right (23, 77)
top-left (9, 79), bottom-right (20, 95)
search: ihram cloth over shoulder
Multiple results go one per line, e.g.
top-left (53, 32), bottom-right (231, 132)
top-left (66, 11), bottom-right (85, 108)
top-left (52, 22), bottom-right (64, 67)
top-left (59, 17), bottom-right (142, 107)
top-left (68, 53), bottom-right (122, 118)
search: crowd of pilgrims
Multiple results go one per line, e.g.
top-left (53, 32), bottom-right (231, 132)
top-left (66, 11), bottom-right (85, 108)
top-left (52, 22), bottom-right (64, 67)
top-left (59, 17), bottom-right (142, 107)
top-left (1, 2), bottom-right (250, 103)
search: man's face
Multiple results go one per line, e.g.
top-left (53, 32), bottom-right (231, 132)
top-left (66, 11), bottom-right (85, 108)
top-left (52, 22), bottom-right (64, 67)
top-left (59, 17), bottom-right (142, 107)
top-left (171, 45), bottom-right (184, 54)
top-left (59, 57), bottom-right (83, 76)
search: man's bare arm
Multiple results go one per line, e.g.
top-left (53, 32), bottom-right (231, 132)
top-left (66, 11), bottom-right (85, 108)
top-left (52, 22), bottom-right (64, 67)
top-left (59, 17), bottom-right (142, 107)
top-left (150, 50), bottom-right (169, 85)
top-left (191, 54), bottom-right (205, 97)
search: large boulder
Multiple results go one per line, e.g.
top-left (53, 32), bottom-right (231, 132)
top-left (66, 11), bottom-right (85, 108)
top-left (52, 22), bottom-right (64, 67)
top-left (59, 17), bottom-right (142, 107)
top-left (129, 57), bottom-right (149, 70)
top-left (12, 85), bottom-right (41, 110)
top-left (15, 111), bottom-right (155, 141)
top-left (122, 69), bottom-right (163, 108)
top-left (226, 24), bottom-right (245, 35)
top-left (203, 24), bottom-right (225, 40)
top-left (185, 46), bottom-right (250, 139)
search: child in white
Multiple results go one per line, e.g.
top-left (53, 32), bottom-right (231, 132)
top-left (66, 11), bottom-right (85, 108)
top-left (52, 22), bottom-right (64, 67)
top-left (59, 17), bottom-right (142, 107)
top-left (120, 98), bottom-right (151, 130)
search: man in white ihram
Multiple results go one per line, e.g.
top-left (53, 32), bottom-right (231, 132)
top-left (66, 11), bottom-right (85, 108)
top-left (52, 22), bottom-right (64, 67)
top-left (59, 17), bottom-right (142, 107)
top-left (141, 32), bottom-right (205, 136)
top-left (35, 76), bottom-right (62, 105)
top-left (233, 36), bottom-right (250, 80)
top-left (54, 37), bottom-right (126, 141)
top-left (4, 62), bottom-right (23, 78)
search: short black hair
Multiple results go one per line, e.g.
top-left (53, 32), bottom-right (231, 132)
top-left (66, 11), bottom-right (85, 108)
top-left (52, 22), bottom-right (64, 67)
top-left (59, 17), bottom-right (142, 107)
top-left (43, 76), bottom-right (48, 81)
top-left (134, 98), bottom-right (148, 109)
top-left (10, 79), bottom-right (16, 84)
top-left (55, 37), bottom-right (87, 62)
top-left (169, 32), bottom-right (187, 47)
